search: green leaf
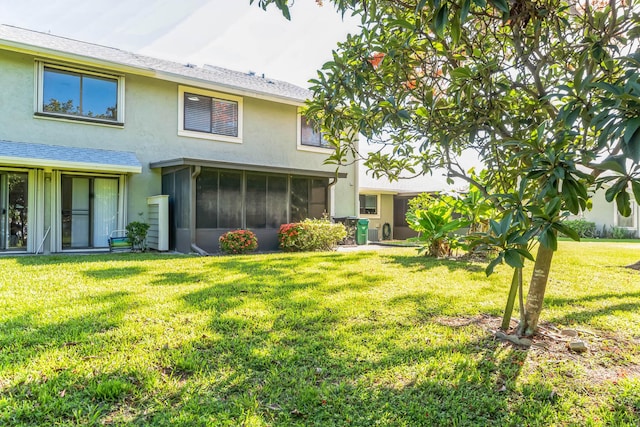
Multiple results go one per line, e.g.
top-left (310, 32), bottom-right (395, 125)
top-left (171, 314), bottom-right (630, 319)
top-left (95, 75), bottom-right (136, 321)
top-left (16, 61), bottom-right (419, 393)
top-left (489, 0), bottom-right (510, 13)
top-left (626, 127), bottom-right (640, 163)
top-left (632, 180), bottom-right (640, 205)
top-left (515, 248), bottom-right (535, 262)
top-left (485, 253), bottom-right (503, 276)
top-left (565, 107), bottom-right (581, 127)
top-left (616, 190), bottom-right (632, 217)
top-left (595, 156), bottom-right (627, 175)
top-left (562, 181), bottom-right (579, 215)
top-left (624, 117), bottom-right (640, 143)
top-left (605, 180), bottom-right (626, 203)
top-left (499, 212), bottom-right (513, 235)
top-left (451, 12), bottom-right (461, 44)
top-left (434, 5), bottom-right (448, 37)
top-left (397, 110), bottom-right (411, 120)
top-left (539, 229), bottom-right (558, 251)
top-left (591, 42), bottom-right (604, 62)
top-left (415, 106), bottom-right (429, 118)
top-left (545, 197), bottom-right (562, 217)
top-left (390, 18), bottom-right (416, 31)
top-left (460, 0), bottom-right (471, 23)
top-left (450, 67), bottom-right (473, 79)
top-left (504, 249), bottom-right (525, 268)
top-left (554, 223), bottom-right (580, 241)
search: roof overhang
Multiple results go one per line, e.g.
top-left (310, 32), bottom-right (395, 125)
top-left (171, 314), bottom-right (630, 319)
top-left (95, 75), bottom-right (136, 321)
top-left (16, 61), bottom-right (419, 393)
top-left (0, 140), bottom-right (142, 174)
top-left (150, 158), bottom-right (347, 179)
top-left (0, 37), bottom-right (308, 107)
top-left (359, 188), bottom-right (399, 195)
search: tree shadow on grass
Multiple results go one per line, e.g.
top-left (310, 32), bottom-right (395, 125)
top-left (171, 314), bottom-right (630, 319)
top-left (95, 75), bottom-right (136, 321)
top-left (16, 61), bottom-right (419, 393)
top-left (145, 257), bottom-right (547, 426)
top-left (83, 266), bottom-right (147, 280)
top-left (382, 253), bottom-right (485, 273)
top-left (0, 291), bottom-right (134, 372)
top-left (12, 252), bottom-right (193, 266)
top-left (544, 291), bottom-right (640, 307)
top-left (550, 302), bottom-right (640, 327)
top-left (127, 324), bottom-right (546, 426)
top-left (150, 271), bottom-right (205, 286)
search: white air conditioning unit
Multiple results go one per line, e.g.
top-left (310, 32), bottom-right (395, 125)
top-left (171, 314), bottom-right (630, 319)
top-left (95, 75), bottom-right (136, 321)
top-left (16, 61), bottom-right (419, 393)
top-left (147, 195), bottom-right (169, 251)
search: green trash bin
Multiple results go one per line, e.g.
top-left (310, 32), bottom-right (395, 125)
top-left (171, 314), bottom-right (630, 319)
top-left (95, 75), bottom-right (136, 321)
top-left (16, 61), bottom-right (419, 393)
top-left (356, 218), bottom-right (369, 245)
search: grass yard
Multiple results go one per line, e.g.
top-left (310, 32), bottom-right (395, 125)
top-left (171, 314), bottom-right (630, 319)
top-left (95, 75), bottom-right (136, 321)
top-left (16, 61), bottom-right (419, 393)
top-left (0, 242), bottom-right (639, 426)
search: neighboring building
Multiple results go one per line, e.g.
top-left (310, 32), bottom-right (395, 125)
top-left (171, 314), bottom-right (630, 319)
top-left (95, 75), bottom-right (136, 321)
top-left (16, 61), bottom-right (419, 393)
top-left (358, 172), bottom-right (453, 241)
top-left (571, 188), bottom-right (640, 238)
top-left (0, 24), bottom-right (358, 254)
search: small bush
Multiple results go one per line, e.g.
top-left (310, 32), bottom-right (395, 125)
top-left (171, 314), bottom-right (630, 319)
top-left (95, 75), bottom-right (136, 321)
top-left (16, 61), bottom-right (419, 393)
top-left (219, 229), bottom-right (258, 254)
top-left (278, 218), bottom-right (347, 252)
top-left (278, 223), bottom-right (306, 251)
top-left (562, 219), bottom-right (596, 238)
top-left (301, 218), bottom-right (348, 251)
top-left (126, 221), bottom-right (150, 251)
top-left (611, 226), bottom-right (632, 239)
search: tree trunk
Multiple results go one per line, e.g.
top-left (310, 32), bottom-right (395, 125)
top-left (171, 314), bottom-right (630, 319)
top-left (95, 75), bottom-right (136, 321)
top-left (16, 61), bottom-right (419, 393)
top-left (501, 267), bottom-right (521, 331)
top-left (518, 244), bottom-right (555, 337)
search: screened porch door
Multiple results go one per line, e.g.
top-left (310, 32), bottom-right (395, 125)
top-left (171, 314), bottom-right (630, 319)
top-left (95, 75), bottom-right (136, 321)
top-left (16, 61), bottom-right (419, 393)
top-left (61, 176), bottom-right (118, 249)
top-left (0, 172), bottom-right (28, 251)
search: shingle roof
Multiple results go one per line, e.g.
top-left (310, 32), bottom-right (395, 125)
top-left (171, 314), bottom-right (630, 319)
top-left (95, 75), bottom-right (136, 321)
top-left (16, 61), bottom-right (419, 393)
top-left (0, 139), bottom-right (142, 173)
top-left (0, 24), bottom-right (312, 103)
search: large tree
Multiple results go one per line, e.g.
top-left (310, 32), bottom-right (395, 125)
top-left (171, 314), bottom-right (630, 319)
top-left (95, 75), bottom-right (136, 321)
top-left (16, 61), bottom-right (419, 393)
top-left (255, 0), bottom-right (640, 336)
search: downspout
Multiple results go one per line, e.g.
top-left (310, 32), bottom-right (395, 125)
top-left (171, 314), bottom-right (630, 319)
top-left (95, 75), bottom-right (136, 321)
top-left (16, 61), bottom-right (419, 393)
top-left (328, 169), bottom-right (339, 218)
top-left (190, 166), bottom-right (208, 255)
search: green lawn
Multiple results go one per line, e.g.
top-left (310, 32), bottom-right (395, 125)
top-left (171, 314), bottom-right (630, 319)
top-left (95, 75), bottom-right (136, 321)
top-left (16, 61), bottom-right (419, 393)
top-left (0, 242), bottom-right (639, 426)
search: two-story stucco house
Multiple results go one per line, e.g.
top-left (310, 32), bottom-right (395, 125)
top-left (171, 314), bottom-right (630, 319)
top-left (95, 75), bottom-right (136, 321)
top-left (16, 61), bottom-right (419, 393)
top-left (0, 24), bottom-right (358, 254)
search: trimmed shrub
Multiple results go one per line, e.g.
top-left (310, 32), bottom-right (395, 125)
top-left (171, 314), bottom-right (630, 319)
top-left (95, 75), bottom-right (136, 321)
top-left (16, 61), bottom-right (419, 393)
top-left (562, 219), bottom-right (596, 238)
top-left (126, 221), bottom-right (150, 251)
top-left (278, 223), bottom-right (306, 252)
top-left (278, 218), bottom-right (347, 252)
top-left (219, 229), bottom-right (258, 254)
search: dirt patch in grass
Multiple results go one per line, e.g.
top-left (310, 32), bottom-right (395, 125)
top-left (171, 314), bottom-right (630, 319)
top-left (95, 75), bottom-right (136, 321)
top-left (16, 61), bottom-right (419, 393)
top-left (625, 261), bottom-right (640, 271)
top-left (436, 314), bottom-right (640, 384)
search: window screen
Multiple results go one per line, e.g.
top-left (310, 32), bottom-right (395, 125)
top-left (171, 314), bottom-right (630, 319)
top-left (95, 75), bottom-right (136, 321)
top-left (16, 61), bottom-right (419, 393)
top-left (218, 172), bottom-right (242, 228)
top-left (184, 92), bottom-right (238, 137)
top-left (196, 169), bottom-right (218, 228)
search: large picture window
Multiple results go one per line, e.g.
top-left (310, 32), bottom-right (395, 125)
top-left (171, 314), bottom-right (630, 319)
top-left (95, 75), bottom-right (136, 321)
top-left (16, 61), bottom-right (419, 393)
top-left (38, 63), bottom-right (123, 124)
top-left (179, 87), bottom-right (243, 142)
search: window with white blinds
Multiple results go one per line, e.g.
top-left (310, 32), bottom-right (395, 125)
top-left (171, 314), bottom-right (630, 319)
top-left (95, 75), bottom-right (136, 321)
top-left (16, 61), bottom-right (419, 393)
top-left (179, 87), bottom-right (243, 142)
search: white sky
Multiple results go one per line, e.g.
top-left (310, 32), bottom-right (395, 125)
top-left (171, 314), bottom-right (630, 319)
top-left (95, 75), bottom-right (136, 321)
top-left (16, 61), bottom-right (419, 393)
top-left (0, 0), bottom-right (360, 87)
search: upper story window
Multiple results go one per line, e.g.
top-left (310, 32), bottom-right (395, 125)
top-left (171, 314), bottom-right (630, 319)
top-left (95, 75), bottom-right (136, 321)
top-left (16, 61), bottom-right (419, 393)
top-left (298, 114), bottom-right (331, 151)
top-left (178, 86), bottom-right (243, 143)
top-left (359, 194), bottom-right (378, 215)
top-left (37, 63), bottom-right (124, 124)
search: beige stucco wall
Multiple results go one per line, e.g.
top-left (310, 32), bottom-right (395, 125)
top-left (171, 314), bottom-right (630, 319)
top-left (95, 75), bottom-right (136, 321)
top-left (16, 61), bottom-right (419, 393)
top-left (359, 193), bottom-right (394, 240)
top-left (0, 50), bottom-right (358, 226)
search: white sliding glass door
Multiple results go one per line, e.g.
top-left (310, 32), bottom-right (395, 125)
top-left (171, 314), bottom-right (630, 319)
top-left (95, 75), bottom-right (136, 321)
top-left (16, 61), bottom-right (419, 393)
top-left (62, 175), bottom-right (118, 249)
